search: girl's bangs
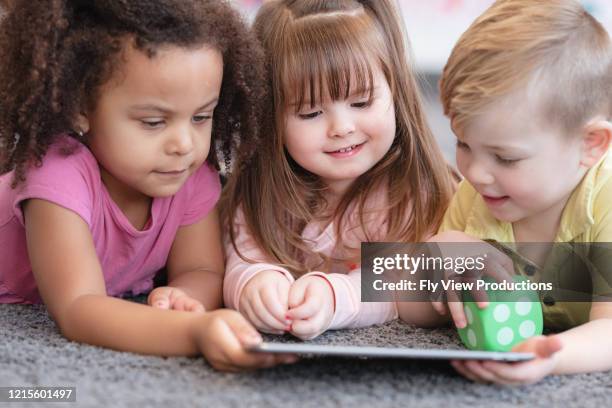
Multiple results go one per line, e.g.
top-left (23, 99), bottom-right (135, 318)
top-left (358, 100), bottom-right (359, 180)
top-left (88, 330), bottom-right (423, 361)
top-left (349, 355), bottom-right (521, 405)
top-left (279, 11), bottom-right (386, 112)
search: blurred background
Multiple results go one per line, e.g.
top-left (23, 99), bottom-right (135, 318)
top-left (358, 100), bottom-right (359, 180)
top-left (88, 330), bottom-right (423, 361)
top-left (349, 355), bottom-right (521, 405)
top-left (231, 0), bottom-right (612, 166)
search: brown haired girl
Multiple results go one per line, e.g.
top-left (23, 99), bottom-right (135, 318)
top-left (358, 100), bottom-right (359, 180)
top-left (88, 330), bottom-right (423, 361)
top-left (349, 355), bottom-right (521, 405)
top-left (222, 0), bottom-right (455, 340)
top-left (0, 0), bottom-right (296, 371)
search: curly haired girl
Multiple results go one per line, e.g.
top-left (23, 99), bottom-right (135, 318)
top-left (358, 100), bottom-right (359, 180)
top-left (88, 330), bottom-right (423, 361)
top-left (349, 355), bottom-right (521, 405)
top-left (0, 0), bottom-right (294, 371)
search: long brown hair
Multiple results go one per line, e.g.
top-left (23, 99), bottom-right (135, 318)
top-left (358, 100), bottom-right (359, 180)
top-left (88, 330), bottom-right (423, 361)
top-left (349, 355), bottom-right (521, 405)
top-left (222, 0), bottom-right (454, 276)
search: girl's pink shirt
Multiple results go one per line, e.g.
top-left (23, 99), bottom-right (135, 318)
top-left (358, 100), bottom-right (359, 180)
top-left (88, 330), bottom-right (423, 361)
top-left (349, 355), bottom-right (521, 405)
top-left (224, 199), bottom-right (399, 331)
top-left (0, 137), bottom-right (221, 303)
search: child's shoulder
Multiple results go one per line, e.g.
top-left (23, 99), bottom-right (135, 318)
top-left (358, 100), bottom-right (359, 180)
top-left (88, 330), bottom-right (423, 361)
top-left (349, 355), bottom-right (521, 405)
top-left (26, 135), bottom-right (100, 186)
top-left (0, 135), bottom-right (100, 227)
top-left (591, 151), bottom-right (612, 216)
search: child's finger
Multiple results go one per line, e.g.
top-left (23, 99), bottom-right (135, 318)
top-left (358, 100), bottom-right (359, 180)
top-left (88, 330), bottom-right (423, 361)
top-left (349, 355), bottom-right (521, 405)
top-left (447, 295), bottom-right (467, 328)
top-left (290, 311), bottom-right (326, 340)
top-left (183, 297), bottom-right (206, 313)
top-left (211, 318), bottom-right (278, 370)
top-left (223, 313), bottom-right (298, 367)
top-left (225, 310), bottom-right (263, 347)
top-left (487, 252), bottom-right (515, 282)
top-left (260, 285), bottom-right (290, 325)
top-left (534, 335), bottom-right (563, 358)
top-left (480, 360), bottom-right (533, 385)
top-left (467, 276), bottom-right (489, 308)
top-left (287, 293), bottom-right (319, 320)
top-left (463, 360), bottom-right (507, 384)
top-left (240, 299), bottom-right (270, 332)
top-left (276, 278), bottom-right (290, 313)
top-left (148, 288), bottom-right (171, 309)
top-left (251, 291), bottom-right (288, 331)
top-left (173, 296), bottom-right (188, 311)
top-left (288, 280), bottom-right (307, 309)
top-left (431, 301), bottom-right (448, 315)
top-left (450, 360), bottom-right (481, 383)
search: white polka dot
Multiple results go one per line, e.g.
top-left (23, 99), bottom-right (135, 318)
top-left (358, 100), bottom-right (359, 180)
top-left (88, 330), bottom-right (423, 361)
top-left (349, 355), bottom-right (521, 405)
top-left (519, 320), bottom-right (536, 338)
top-left (464, 305), bottom-right (474, 325)
top-left (497, 327), bottom-right (514, 346)
top-left (493, 304), bottom-right (510, 323)
top-left (515, 298), bottom-right (532, 316)
top-left (467, 329), bottom-right (477, 347)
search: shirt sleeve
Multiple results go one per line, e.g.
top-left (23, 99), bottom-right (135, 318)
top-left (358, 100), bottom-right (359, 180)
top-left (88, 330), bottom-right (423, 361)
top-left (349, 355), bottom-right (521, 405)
top-left (12, 141), bottom-right (95, 227)
top-left (223, 208), bottom-right (295, 310)
top-left (180, 163), bottom-right (222, 226)
top-left (439, 180), bottom-right (476, 233)
top-left (305, 268), bottom-right (398, 330)
top-left (589, 176), bottom-right (612, 298)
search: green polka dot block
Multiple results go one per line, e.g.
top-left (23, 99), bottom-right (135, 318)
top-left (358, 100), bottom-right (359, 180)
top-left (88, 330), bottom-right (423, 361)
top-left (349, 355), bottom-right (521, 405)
top-left (457, 277), bottom-right (543, 351)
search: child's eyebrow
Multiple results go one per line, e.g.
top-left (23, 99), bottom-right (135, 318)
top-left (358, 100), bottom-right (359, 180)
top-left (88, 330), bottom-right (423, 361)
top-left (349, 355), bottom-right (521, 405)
top-left (129, 96), bottom-right (219, 114)
top-left (483, 144), bottom-right (529, 154)
top-left (195, 97), bottom-right (219, 111)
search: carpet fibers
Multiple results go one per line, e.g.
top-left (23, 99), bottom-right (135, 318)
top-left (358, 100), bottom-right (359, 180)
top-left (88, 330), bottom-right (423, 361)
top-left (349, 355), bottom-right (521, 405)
top-left (1, 303), bottom-right (611, 408)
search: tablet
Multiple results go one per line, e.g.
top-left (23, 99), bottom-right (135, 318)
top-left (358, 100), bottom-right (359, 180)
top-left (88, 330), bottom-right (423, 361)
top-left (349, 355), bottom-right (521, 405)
top-left (250, 342), bottom-right (534, 362)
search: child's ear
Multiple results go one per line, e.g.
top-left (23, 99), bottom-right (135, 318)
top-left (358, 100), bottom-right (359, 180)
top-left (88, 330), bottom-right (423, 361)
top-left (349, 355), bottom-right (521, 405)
top-left (73, 113), bottom-right (90, 135)
top-left (580, 119), bottom-right (611, 168)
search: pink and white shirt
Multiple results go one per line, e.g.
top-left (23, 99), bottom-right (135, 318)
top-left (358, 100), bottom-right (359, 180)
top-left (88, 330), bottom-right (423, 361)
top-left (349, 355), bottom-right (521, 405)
top-left (224, 196), bottom-right (399, 330)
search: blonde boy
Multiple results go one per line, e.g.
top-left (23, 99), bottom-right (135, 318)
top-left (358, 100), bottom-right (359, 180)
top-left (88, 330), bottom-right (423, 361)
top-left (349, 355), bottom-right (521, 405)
top-left (435, 0), bottom-right (612, 384)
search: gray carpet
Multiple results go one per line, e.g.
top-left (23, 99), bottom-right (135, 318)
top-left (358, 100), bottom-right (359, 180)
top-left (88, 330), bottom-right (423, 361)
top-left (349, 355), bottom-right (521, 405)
top-left (1, 303), bottom-right (611, 408)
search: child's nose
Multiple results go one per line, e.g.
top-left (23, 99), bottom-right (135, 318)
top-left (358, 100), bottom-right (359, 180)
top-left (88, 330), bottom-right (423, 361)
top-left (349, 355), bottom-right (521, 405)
top-left (328, 110), bottom-right (355, 138)
top-left (466, 161), bottom-right (495, 185)
top-left (166, 126), bottom-right (194, 155)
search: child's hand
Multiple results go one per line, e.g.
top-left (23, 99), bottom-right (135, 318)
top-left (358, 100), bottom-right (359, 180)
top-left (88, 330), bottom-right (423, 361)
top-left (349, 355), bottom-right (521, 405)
top-left (194, 309), bottom-right (298, 372)
top-left (428, 230), bottom-right (515, 328)
top-left (451, 335), bottom-right (562, 385)
top-left (239, 270), bottom-right (292, 334)
top-left (287, 275), bottom-right (335, 340)
top-left (148, 286), bottom-right (206, 312)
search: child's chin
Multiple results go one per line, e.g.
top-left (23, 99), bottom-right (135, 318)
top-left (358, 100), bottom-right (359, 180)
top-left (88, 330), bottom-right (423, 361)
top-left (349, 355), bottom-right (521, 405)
top-left (149, 185), bottom-right (183, 198)
top-left (488, 207), bottom-right (522, 224)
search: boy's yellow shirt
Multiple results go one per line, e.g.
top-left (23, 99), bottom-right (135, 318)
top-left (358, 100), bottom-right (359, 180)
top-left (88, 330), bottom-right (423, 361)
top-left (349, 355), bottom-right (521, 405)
top-left (440, 150), bottom-right (612, 330)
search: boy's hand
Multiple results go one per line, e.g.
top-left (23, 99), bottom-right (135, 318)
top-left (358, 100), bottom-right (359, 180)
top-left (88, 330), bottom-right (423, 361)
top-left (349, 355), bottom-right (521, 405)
top-left (239, 270), bottom-right (292, 334)
top-left (193, 309), bottom-right (298, 372)
top-left (148, 286), bottom-right (205, 313)
top-left (451, 335), bottom-right (562, 385)
top-left (428, 230), bottom-right (515, 328)
top-left (287, 275), bottom-right (335, 340)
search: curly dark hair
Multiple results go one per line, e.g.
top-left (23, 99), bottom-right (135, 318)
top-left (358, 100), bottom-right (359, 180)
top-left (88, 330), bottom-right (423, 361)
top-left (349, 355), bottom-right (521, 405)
top-left (0, 0), bottom-right (266, 186)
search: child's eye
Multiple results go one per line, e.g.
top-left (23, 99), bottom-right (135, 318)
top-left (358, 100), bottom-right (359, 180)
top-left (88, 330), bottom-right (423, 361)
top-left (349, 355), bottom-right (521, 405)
top-left (298, 110), bottom-right (322, 120)
top-left (351, 100), bottom-right (371, 109)
top-left (495, 155), bottom-right (520, 166)
top-left (141, 119), bottom-right (165, 129)
top-left (193, 114), bottom-right (212, 124)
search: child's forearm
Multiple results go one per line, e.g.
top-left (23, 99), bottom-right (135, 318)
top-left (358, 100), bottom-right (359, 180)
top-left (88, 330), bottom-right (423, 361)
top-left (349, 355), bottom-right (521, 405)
top-left (397, 301), bottom-right (450, 327)
top-left (552, 318), bottom-right (612, 374)
top-left (58, 294), bottom-right (205, 356)
top-left (168, 269), bottom-right (223, 310)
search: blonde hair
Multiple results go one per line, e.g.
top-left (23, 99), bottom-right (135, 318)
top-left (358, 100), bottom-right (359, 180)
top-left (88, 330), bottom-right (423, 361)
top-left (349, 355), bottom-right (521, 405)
top-left (222, 0), bottom-right (454, 276)
top-left (440, 0), bottom-right (612, 134)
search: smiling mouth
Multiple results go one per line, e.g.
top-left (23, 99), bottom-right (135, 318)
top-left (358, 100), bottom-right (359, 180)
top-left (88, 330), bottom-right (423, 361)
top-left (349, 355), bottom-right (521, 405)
top-left (482, 194), bottom-right (510, 205)
top-left (327, 142), bottom-right (365, 154)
